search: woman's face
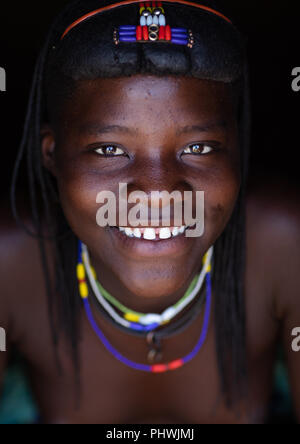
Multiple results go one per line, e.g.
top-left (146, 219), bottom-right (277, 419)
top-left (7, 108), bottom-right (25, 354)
top-left (43, 75), bottom-right (240, 304)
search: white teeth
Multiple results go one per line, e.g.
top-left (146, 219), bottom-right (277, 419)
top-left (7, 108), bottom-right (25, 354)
top-left (117, 226), bottom-right (188, 240)
top-left (125, 227), bottom-right (134, 237)
top-left (172, 227), bottom-right (179, 237)
top-left (143, 228), bottom-right (156, 240)
top-left (133, 228), bottom-right (142, 238)
top-left (159, 227), bottom-right (171, 240)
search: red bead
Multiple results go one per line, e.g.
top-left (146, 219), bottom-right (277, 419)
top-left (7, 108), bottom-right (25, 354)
top-left (142, 25), bottom-right (149, 41)
top-left (145, 2), bottom-right (151, 7)
top-left (165, 25), bottom-right (171, 41)
top-left (168, 359), bottom-right (184, 371)
top-left (140, 2), bottom-right (145, 6)
top-left (136, 25), bottom-right (142, 41)
top-left (78, 279), bottom-right (86, 284)
top-left (158, 1), bottom-right (162, 6)
top-left (152, 1), bottom-right (156, 7)
top-left (159, 25), bottom-right (165, 40)
top-left (152, 364), bottom-right (168, 373)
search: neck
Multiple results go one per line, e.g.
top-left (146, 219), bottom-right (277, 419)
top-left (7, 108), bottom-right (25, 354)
top-left (88, 252), bottom-right (201, 314)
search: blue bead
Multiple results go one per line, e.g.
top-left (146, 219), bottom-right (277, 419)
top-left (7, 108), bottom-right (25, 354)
top-left (145, 323), bottom-right (159, 331)
top-left (171, 27), bottom-right (188, 32)
top-left (172, 38), bottom-right (188, 45)
top-left (171, 30), bottom-right (188, 35)
top-left (119, 25), bottom-right (136, 31)
top-left (119, 31), bottom-right (136, 36)
top-left (119, 36), bottom-right (137, 42)
top-left (130, 323), bottom-right (144, 331)
top-left (172, 33), bottom-right (188, 38)
top-left (171, 31), bottom-right (188, 37)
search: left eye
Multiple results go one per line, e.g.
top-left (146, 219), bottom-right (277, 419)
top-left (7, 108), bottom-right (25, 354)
top-left (95, 145), bottom-right (125, 156)
top-left (183, 143), bottom-right (213, 155)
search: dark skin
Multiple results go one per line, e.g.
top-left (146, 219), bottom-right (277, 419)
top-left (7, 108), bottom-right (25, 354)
top-left (1, 76), bottom-right (300, 424)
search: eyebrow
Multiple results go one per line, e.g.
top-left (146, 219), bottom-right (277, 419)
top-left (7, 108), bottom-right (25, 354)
top-left (80, 121), bottom-right (227, 136)
top-left (81, 124), bottom-right (137, 136)
top-left (175, 121), bottom-right (227, 136)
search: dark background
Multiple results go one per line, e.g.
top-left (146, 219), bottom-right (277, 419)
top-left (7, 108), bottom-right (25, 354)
top-left (0, 1), bottom-right (300, 203)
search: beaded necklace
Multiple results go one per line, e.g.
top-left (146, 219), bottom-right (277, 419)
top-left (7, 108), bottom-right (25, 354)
top-left (77, 240), bottom-right (212, 373)
top-left (89, 278), bottom-right (207, 363)
top-left (96, 272), bottom-right (199, 321)
top-left (81, 242), bottom-right (213, 331)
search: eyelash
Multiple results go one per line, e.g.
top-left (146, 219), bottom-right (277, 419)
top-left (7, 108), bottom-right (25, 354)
top-left (94, 143), bottom-right (215, 157)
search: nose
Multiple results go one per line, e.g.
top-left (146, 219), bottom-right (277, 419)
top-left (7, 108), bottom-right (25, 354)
top-left (120, 157), bottom-right (194, 227)
top-left (128, 155), bottom-right (192, 194)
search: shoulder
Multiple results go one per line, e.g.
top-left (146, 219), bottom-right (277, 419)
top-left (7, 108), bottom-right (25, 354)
top-left (245, 175), bottom-right (300, 320)
top-left (0, 200), bottom-right (47, 336)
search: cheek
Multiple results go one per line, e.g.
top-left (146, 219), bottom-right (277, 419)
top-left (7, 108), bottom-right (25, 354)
top-left (205, 162), bottom-right (241, 236)
top-left (54, 160), bottom-right (117, 234)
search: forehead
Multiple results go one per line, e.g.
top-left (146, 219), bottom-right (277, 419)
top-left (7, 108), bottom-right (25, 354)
top-left (63, 75), bottom-right (236, 130)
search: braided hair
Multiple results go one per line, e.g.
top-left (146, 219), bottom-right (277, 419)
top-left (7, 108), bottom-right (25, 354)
top-left (11, 0), bottom-right (250, 407)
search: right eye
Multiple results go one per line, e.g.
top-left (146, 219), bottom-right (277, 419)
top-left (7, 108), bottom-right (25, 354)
top-left (94, 145), bottom-right (125, 157)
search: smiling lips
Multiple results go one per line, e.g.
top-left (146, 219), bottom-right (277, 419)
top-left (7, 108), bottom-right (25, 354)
top-left (114, 225), bottom-right (191, 240)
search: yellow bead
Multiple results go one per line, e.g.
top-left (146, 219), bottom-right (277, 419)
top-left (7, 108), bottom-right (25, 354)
top-left (206, 263), bottom-right (212, 273)
top-left (139, 6), bottom-right (145, 14)
top-left (77, 263), bottom-right (85, 280)
top-left (79, 282), bottom-right (89, 299)
top-left (124, 313), bottom-right (140, 323)
top-left (202, 252), bottom-right (208, 265)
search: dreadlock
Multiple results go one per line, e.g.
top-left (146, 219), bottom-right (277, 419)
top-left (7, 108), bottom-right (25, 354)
top-left (10, 0), bottom-right (251, 409)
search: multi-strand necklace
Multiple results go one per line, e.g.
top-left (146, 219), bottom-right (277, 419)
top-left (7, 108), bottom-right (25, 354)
top-left (77, 240), bottom-right (213, 373)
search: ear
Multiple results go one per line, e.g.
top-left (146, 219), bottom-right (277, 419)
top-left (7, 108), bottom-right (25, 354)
top-left (41, 124), bottom-right (57, 176)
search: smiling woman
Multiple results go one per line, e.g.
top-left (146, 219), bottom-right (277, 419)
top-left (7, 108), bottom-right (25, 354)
top-left (3, 0), bottom-right (272, 424)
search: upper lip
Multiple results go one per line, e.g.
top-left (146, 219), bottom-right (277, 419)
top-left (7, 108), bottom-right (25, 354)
top-left (112, 224), bottom-right (191, 229)
top-left (112, 221), bottom-right (195, 228)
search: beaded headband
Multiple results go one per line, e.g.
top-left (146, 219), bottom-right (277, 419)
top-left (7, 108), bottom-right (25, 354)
top-left (61, 0), bottom-right (232, 49)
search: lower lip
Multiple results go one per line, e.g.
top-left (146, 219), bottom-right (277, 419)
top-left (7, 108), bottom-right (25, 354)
top-left (108, 227), bottom-right (196, 258)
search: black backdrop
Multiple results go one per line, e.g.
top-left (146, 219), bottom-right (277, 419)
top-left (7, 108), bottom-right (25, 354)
top-left (1, 1), bottom-right (300, 203)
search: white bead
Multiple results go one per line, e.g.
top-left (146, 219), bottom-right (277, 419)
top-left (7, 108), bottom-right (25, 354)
top-left (139, 314), bottom-right (162, 325)
top-left (140, 16), bottom-right (146, 26)
top-left (153, 15), bottom-right (159, 25)
top-left (161, 307), bottom-right (177, 322)
top-left (159, 14), bottom-right (166, 26)
top-left (147, 15), bottom-right (153, 26)
top-left (153, 8), bottom-right (162, 16)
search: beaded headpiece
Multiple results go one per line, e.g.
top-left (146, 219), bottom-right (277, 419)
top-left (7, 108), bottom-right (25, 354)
top-left (61, 1), bottom-right (232, 49)
top-left (114, 1), bottom-right (195, 48)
